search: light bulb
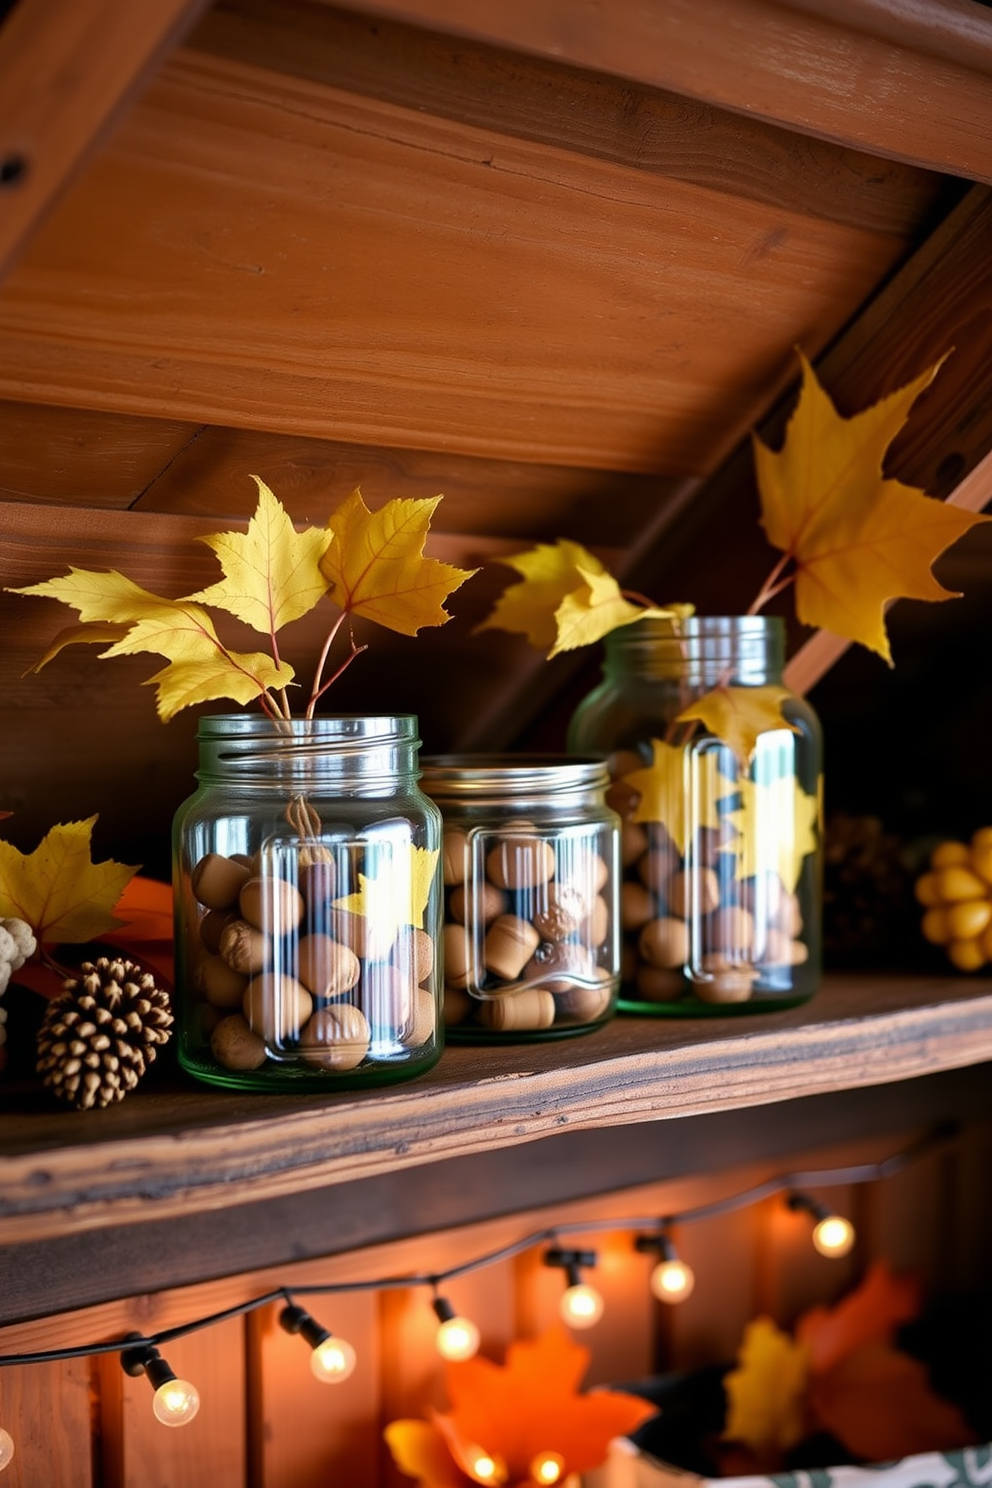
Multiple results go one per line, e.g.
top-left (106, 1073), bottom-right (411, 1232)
top-left (650, 1257), bottom-right (696, 1304)
top-left (311, 1335), bottom-right (357, 1383)
top-left (560, 1282), bottom-right (604, 1329)
top-left (152, 1378), bottom-right (201, 1427)
top-left (436, 1313), bottom-right (480, 1361)
top-left (530, 1449), bottom-right (566, 1483)
top-left (812, 1214), bottom-right (855, 1258)
top-left (0, 1427), bottom-right (14, 1471)
top-left (467, 1447), bottom-right (506, 1484)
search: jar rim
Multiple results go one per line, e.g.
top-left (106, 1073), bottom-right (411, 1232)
top-left (605, 614), bottom-right (783, 645)
top-left (420, 753), bottom-right (610, 798)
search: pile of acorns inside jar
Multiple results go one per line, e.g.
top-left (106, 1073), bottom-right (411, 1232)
top-left (186, 847), bottom-right (437, 1074)
top-left (607, 751), bottom-right (811, 1006)
top-left (440, 823), bottom-right (617, 1036)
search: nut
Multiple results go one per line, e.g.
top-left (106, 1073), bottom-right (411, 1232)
top-left (621, 881), bottom-right (654, 932)
top-left (478, 988), bottom-right (555, 1032)
top-left (443, 830), bottom-right (469, 886)
top-left (219, 918), bottom-right (269, 976)
top-left (211, 1014), bottom-right (267, 1071)
top-left (448, 881), bottom-right (507, 926)
top-left (553, 968), bottom-right (614, 1023)
top-left (444, 921), bottom-right (477, 990)
top-left (667, 867), bottom-right (720, 919)
top-left (243, 973), bottom-right (313, 1041)
top-left (198, 954), bottom-right (249, 1009)
top-left (239, 876), bottom-right (305, 934)
top-left (192, 853), bottom-right (252, 911)
top-left (483, 914), bottom-right (541, 981)
top-left (635, 965), bottom-right (687, 1002)
top-left (523, 941), bottom-right (595, 994)
top-left (299, 1004), bottom-right (371, 1070)
top-left (486, 835), bottom-right (556, 891)
top-left (533, 883), bottom-right (588, 941)
top-left (297, 934), bottom-right (361, 998)
top-left (638, 916), bottom-right (689, 970)
top-left (401, 987), bottom-right (437, 1047)
top-left (199, 908), bottom-right (238, 955)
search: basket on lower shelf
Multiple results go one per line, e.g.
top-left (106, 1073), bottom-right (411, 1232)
top-left (604, 1440), bottom-right (992, 1488)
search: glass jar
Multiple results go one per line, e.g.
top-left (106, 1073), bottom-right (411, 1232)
top-left (567, 617), bottom-right (822, 1015)
top-left (173, 714), bottom-right (443, 1090)
top-left (419, 755), bottom-right (620, 1040)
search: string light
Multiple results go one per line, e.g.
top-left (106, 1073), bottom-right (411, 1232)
top-left (530, 1449), bottom-right (566, 1482)
top-left (432, 1296), bottom-right (481, 1361)
top-left (278, 1303), bottom-right (357, 1383)
top-left (0, 1124), bottom-right (953, 1469)
top-left (544, 1247), bottom-right (605, 1329)
top-left (635, 1231), bottom-right (696, 1303)
top-left (786, 1193), bottom-right (856, 1258)
top-left (120, 1337), bottom-right (201, 1427)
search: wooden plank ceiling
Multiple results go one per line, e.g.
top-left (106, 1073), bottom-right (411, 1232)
top-left (1, 0), bottom-right (992, 861)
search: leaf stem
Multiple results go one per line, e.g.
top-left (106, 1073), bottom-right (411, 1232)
top-left (620, 588), bottom-right (661, 609)
top-left (310, 631), bottom-right (369, 712)
top-left (306, 609), bottom-right (349, 719)
top-left (747, 553), bottom-right (794, 616)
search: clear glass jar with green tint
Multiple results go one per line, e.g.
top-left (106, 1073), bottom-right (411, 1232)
top-left (173, 715), bottom-right (442, 1090)
top-left (567, 617), bottom-right (822, 1015)
top-left (419, 756), bottom-right (621, 1041)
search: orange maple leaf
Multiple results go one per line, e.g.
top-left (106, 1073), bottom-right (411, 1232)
top-left (796, 1259), bottom-right (921, 1376)
top-left (385, 1327), bottom-right (655, 1486)
top-left (754, 353), bottom-right (989, 662)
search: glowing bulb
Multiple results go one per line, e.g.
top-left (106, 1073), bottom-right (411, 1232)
top-left (650, 1257), bottom-right (696, 1304)
top-left (436, 1314), bottom-right (480, 1361)
top-left (530, 1449), bottom-right (566, 1483)
top-left (812, 1214), bottom-right (855, 1258)
top-left (152, 1378), bottom-right (201, 1427)
top-left (311, 1335), bottom-right (357, 1383)
top-left (560, 1282), bottom-right (604, 1329)
top-left (0, 1427), bottom-right (14, 1472)
top-left (467, 1447), bottom-right (506, 1484)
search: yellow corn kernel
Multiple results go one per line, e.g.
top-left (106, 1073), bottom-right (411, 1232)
top-left (946, 899), bottom-right (992, 941)
top-left (914, 872), bottom-right (942, 906)
top-left (947, 938), bottom-right (986, 973)
top-left (971, 844), bottom-right (992, 884)
top-left (921, 908), bottom-right (951, 945)
top-left (935, 865), bottom-right (987, 902)
top-left (972, 827), bottom-right (992, 850)
top-left (931, 841), bottom-right (971, 869)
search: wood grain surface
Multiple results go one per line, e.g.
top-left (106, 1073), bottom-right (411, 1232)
top-left (340, 0), bottom-right (992, 182)
top-left (0, 43), bottom-right (923, 471)
top-left (1, 975), bottom-right (990, 1246)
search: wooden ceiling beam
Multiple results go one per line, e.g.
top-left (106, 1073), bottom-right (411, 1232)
top-left (0, 0), bottom-right (213, 284)
top-left (340, 0), bottom-right (992, 183)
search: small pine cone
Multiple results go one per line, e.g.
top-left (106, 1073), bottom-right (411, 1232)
top-left (36, 957), bottom-right (173, 1110)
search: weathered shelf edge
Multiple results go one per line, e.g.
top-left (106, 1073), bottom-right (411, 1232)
top-left (1, 976), bottom-right (990, 1246)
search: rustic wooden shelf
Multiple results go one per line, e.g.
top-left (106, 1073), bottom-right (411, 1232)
top-left (1, 972), bottom-right (991, 1247)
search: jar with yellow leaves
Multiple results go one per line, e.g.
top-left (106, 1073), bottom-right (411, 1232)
top-left (567, 615), bottom-right (823, 1014)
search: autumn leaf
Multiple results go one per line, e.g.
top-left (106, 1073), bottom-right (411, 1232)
top-left (333, 846), bottom-right (439, 940)
top-left (100, 603), bottom-right (294, 721)
top-left (385, 1327), bottom-right (656, 1488)
top-left (755, 353), bottom-right (988, 662)
top-left (10, 567), bottom-right (173, 623)
top-left (796, 1260), bottom-right (921, 1376)
top-left (676, 685), bottom-right (799, 767)
top-left (720, 772), bottom-right (820, 890)
top-left (477, 538), bottom-right (670, 656)
top-left (723, 1316), bottom-right (810, 1458)
top-left (550, 564), bottom-right (672, 656)
top-left (319, 488), bottom-right (476, 636)
top-left (808, 1340), bottom-right (978, 1462)
top-left (26, 621), bottom-right (132, 674)
top-left (622, 739), bottom-right (737, 856)
top-left (185, 475), bottom-right (333, 634)
top-left (0, 817), bottom-right (139, 944)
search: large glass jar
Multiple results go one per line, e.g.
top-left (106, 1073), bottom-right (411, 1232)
top-left (419, 756), bottom-right (621, 1040)
top-left (568, 617), bottom-right (822, 1015)
top-left (173, 715), bottom-right (442, 1090)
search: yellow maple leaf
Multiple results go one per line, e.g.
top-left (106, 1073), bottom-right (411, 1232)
top-left (333, 845), bottom-right (439, 935)
top-left (319, 488), bottom-right (476, 636)
top-left (27, 621), bottom-right (131, 674)
top-left (551, 564), bottom-right (672, 656)
top-left (623, 739), bottom-right (737, 856)
top-left (720, 771), bottom-right (821, 889)
top-left (724, 1316), bottom-right (810, 1457)
top-left (0, 817), bottom-right (139, 944)
top-left (10, 567), bottom-right (174, 623)
top-left (676, 685), bottom-right (799, 766)
top-left (100, 603), bottom-right (294, 722)
top-left (184, 475), bottom-right (333, 634)
top-left (755, 353), bottom-right (988, 662)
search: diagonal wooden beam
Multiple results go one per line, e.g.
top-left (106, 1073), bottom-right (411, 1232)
top-left (340, 0), bottom-right (992, 182)
top-left (0, 0), bottom-right (213, 284)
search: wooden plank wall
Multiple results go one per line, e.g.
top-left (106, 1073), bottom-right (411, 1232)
top-left (0, 0), bottom-right (964, 867)
top-left (1, 1118), bottom-right (989, 1487)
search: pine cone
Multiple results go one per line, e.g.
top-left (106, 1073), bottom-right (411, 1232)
top-left (36, 957), bottom-right (173, 1110)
